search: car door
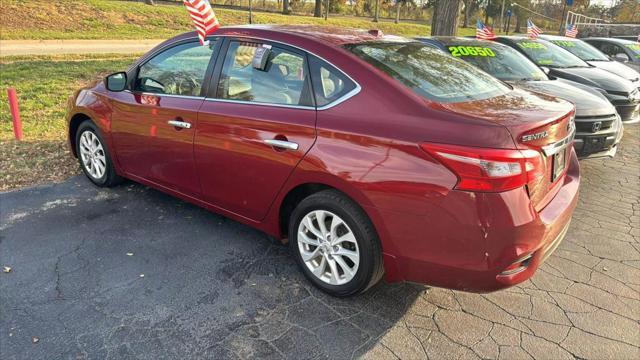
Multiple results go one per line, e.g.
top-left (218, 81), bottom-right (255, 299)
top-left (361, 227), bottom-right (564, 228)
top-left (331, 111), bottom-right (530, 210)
top-left (194, 38), bottom-right (317, 221)
top-left (109, 40), bottom-right (219, 196)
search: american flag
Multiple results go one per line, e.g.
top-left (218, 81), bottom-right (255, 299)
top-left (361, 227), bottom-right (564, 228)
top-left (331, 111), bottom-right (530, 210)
top-left (476, 19), bottom-right (497, 40)
top-left (527, 19), bottom-right (542, 40)
top-left (183, 0), bottom-right (220, 45)
top-left (565, 24), bottom-right (578, 38)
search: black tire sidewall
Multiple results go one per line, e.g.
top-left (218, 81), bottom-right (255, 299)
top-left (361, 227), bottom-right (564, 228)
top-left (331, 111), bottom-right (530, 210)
top-left (289, 192), bottom-right (378, 297)
top-left (75, 121), bottom-right (113, 187)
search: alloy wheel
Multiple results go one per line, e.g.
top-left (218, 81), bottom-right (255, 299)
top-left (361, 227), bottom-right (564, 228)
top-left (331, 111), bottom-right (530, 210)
top-left (79, 131), bottom-right (107, 180)
top-left (297, 210), bottom-right (360, 285)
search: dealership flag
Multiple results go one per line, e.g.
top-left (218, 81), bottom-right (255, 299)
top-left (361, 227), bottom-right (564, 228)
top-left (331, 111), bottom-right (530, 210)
top-left (183, 0), bottom-right (220, 45)
top-left (527, 19), bottom-right (542, 40)
top-left (476, 20), bottom-right (497, 40)
top-left (565, 24), bottom-right (578, 38)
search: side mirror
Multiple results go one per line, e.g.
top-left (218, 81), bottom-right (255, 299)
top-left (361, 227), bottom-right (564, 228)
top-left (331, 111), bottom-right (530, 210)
top-left (540, 66), bottom-right (551, 75)
top-left (613, 53), bottom-right (630, 62)
top-left (105, 72), bottom-right (127, 92)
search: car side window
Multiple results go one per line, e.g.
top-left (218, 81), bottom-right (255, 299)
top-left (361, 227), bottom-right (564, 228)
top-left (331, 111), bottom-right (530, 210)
top-left (309, 56), bottom-right (357, 107)
top-left (135, 41), bottom-right (216, 97)
top-left (598, 43), bottom-right (624, 57)
top-left (217, 41), bottom-right (311, 106)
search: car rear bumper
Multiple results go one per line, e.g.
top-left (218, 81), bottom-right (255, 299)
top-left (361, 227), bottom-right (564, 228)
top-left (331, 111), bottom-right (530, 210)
top-left (380, 148), bottom-right (580, 292)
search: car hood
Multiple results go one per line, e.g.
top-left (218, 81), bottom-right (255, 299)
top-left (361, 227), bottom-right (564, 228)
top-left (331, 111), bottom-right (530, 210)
top-left (512, 79), bottom-right (616, 117)
top-left (587, 60), bottom-right (640, 82)
top-left (549, 67), bottom-right (636, 94)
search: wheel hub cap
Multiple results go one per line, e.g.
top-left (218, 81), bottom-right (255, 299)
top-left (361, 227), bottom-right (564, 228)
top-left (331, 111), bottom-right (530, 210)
top-left (79, 131), bottom-right (106, 180)
top-left (297, 210), bottom-right (360, 286)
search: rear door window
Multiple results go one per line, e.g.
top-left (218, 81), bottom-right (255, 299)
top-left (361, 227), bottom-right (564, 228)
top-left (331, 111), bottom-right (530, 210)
top-left (216, 41), bottom-right (312, 106)
top-left (135, 41), bottom-right (216, 97)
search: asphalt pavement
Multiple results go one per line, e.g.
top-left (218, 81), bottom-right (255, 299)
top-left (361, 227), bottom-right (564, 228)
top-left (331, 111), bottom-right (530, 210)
top-left (1, 125), bottom-right (639, 359)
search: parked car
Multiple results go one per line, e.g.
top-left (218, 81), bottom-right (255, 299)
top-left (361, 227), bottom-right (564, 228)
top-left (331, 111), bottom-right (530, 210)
top-left (583, 37), bottom-right (640, 73)
top-left (418, 36), bottom-right (622, 159)
top-left (495, 36), bottom-right (640, 123)
top-left (541, 35), bottom-right (640, 84)
top-left (66, 26), bottom-right (579, 297)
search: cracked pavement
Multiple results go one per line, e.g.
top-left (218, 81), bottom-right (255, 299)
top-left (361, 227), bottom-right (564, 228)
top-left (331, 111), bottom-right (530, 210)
top-left (1, 125), bottom-right (639, 360)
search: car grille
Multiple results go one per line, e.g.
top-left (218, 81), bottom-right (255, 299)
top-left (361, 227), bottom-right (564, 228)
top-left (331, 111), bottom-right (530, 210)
top-left (575, 114), bottom-right (616, 133)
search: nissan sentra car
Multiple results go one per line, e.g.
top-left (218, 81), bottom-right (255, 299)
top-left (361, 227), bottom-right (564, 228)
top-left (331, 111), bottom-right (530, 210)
top-left (541, 35), bottom-right (640, 85)
top-left (495, 36), bottom-right (640, 123)
top-left (66, 26), bottom-right (579, 297)
top-left (418, 36), bottom-right (623, 159)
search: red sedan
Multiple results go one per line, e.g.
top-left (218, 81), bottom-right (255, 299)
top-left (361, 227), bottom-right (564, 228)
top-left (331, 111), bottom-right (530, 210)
top-left (66, 26), bottom-right (579, 297)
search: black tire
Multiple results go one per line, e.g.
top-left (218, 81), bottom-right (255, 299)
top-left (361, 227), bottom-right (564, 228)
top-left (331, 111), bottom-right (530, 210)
top-left (289, 189), bottom-right (384, 297)
top-left (75, 120), bottom-right (122, 187)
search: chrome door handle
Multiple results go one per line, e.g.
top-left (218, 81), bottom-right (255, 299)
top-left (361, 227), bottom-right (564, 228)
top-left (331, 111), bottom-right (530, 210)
top-left (167, 120), bottom-right (192, 129)
top-left (264, 139), bottom-right (299, 151)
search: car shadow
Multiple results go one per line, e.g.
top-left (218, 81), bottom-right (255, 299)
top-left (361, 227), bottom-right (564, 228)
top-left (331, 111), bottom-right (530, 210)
top-left (0, 176), bottom-right (425, 359)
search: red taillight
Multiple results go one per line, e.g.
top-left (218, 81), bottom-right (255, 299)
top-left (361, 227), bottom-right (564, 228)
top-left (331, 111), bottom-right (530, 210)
top-left (421, 143), bottom-right (545, 192)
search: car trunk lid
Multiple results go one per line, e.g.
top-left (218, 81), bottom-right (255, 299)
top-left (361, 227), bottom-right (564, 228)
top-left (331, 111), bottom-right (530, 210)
top-left (434, 88), bottom-right (576, 211)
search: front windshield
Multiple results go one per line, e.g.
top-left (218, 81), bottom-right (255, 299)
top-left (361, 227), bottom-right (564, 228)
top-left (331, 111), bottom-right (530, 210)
top-left (513, 39), bottom-right (589, 68)
top-left (549, 39), bottom-right (609, 61)
top-left (446, 43), bottom-right (547, 82)
top-left (623, 42), bottom-right (640, 59)
top-left (345, 42), bottom-right (511, 103)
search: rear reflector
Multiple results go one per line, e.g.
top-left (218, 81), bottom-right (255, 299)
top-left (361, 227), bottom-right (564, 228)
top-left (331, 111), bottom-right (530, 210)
top-left (499, 254), bottom-right (533, 276)
top-left (421, 143), bottom-right (545, 192)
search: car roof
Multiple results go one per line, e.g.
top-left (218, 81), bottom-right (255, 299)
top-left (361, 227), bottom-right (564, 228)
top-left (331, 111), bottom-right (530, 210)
top-left (170, 25), bottom-right (411, 47)
top-left (585, 37), bottom-right (637, 45)
top-left (539, 35), bottom-right (580, 41)
top-left (427, 36), bottom-right (499, 46)
top-left (497, 36), bottom-right (556, 44)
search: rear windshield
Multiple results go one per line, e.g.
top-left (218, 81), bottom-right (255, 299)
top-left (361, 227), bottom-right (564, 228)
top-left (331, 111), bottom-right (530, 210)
top-left (345, 42), bottom-right (510, 103)
top-left (446, 43), bottom-right (547, 82)
top-left (548, 39), bottom-right (609, 61)
top-left (513, 39), bottom-right (589, 68)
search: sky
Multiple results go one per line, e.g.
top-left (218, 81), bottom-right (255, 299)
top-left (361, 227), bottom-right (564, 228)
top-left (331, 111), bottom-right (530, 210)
top-left (588, 0), bottom-right (616, 7)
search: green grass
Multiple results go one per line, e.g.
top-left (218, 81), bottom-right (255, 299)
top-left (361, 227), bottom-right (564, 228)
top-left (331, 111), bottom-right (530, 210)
top-left (0, 0), bottom-right (474, 40)
top-left (0, 54), bottom-right (140, 190)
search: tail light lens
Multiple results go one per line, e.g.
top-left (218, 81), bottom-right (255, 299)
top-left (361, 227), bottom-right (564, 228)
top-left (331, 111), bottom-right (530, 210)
top-left (421, 143), bottom-right (545, 192)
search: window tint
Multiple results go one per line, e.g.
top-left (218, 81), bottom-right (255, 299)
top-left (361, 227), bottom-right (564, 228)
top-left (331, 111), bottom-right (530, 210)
top-left (217, 41), bottom-right (310, 106)
top-left (345, 42), bottom-right (510, 103)
top-left (136, 41), bottom-right (215, 96)
top-left (309, 56), bottom-right (357, 107)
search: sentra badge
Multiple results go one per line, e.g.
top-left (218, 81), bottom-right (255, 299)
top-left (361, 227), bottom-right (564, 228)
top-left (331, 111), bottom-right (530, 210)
top-left (522, 131), bottom-right (548, 142)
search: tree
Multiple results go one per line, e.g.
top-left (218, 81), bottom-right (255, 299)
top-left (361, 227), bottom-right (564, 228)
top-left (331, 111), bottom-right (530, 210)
top-left (461, 0), bottom-right (481, 28)
top-left (144, 0), bottom-right (155, 5)
top-left (373, 0), bottom-right (381, 22)
top-left (395, 1), bottom-right (402, 24)
top-left (431, 0), bottom-right (462, 36)
top-left (314, 0), bottom-right (323, 17)
top-left (283, 0), bottom-right (290, 14)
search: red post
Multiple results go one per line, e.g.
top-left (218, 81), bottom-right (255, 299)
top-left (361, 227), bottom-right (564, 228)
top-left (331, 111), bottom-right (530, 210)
top-left (7, 88), bottom-right (23, 141)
